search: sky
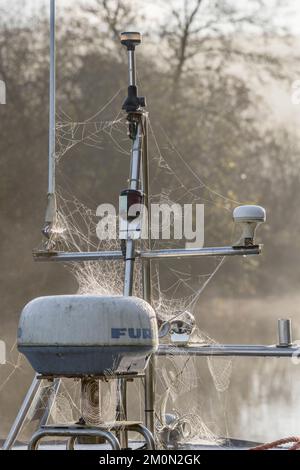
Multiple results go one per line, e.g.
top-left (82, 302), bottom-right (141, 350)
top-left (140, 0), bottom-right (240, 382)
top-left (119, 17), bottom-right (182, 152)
top-left (17, 0), bottom-right (300, 36)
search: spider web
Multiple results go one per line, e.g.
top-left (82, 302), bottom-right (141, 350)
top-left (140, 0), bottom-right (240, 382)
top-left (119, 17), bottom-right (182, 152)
top-left (55, 89), bottom-right (128, 161)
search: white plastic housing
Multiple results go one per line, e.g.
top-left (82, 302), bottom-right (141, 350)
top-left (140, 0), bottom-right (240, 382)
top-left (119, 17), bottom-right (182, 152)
top-left (18, 295), bottom-right (158, 376)
top-left (233, 205), bottom-right (266, 246)
top-left (233, 205), bottom-right (266, 223)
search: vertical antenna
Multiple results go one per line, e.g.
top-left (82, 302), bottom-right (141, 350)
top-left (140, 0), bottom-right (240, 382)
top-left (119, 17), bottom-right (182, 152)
top-left (49, 0), bottom-right (56, 196)
top-left (42, 0), bottom-right (56, 242)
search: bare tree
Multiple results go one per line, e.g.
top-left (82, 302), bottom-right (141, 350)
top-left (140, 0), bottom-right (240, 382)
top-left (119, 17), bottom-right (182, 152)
top-left (161, 0), bottom-right (204, 88)
top-left (82, 0), bottom-right (139, 47)
top-left (160, 0), bottom-right (289, 90)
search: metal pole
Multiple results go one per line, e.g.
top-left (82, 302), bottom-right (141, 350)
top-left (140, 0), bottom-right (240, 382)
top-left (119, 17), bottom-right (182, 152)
top-left (33, 245), bottom-right (261, 263)
top-left (141, 116), bottom-right (151, 302)
top-left (123, 241), bottom-right (135, 297)
top-left (128, 50), bottom-right (136, 87)
top-left (48, 0), bottom-right (56, 197)
top-left (116, 378), bottom-right (128, 448)
top-left (117, 33), bottom-right (144, 447)
top-left (123, 121), bottom-right (143, 297)
top-left (277, 319), bottom-right (292, 347)
top-left (157, 343), bottom-right (300, 357)
top-left (129, 122), bottom-right (143, 191)
top-left (3, 376), bottom-right (41, 450)
top-left (43, 0), bottom-right (56, 238)
top-left (119, 120), bottom-right (143, 446)
top-left (141, 245), bottom-right (261, 258)
top-left (142, 116), bottom-right (156, 436)
top-left (33, 250), bottom-right (123, 262)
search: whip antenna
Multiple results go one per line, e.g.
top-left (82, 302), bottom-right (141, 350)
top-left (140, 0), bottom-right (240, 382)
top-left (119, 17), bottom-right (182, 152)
top-left (42, 0), bottom-right (56, 243)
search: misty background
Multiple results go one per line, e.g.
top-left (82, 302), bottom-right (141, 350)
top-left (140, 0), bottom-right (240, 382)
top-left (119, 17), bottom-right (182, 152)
top-left (1, 0), bottom-right (300, 443)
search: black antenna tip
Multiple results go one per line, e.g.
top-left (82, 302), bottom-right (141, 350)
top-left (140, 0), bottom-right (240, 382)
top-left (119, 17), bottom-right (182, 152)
top-left (120, 32), bottom-right (142, 49)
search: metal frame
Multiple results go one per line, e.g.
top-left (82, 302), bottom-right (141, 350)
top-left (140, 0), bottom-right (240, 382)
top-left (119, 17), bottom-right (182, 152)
top-left (28, 423), bottom-right (155, 450)
top-left (28, 426), bottom-right (121, 451)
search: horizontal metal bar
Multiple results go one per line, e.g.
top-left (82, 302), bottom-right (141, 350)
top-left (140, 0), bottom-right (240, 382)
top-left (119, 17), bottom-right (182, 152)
top-left (33, 245), bottom-right (261, 263)
top-left (33, 250), bottom-right (123, 262)
top-left (157, 343), bottom-right (300, 358)
top-left (37, 372), bottom-right (144, 380)
top-left (140, 245), bottom-right (261, 259)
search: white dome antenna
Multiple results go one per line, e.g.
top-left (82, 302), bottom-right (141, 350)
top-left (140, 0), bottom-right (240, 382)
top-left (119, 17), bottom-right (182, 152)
top-left (233, 205), bottom-right (266, 247)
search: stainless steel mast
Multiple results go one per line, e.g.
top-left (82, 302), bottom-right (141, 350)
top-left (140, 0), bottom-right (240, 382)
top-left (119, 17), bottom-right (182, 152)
top-left (117, 31), bottom-right (147, 448)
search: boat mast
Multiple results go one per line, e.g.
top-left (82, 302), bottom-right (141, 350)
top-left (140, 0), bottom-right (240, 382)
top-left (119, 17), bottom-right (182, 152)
top-left (117, 32), bottom-right (147, 447)
top-left (120, 33), bottom-right (156, 436)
